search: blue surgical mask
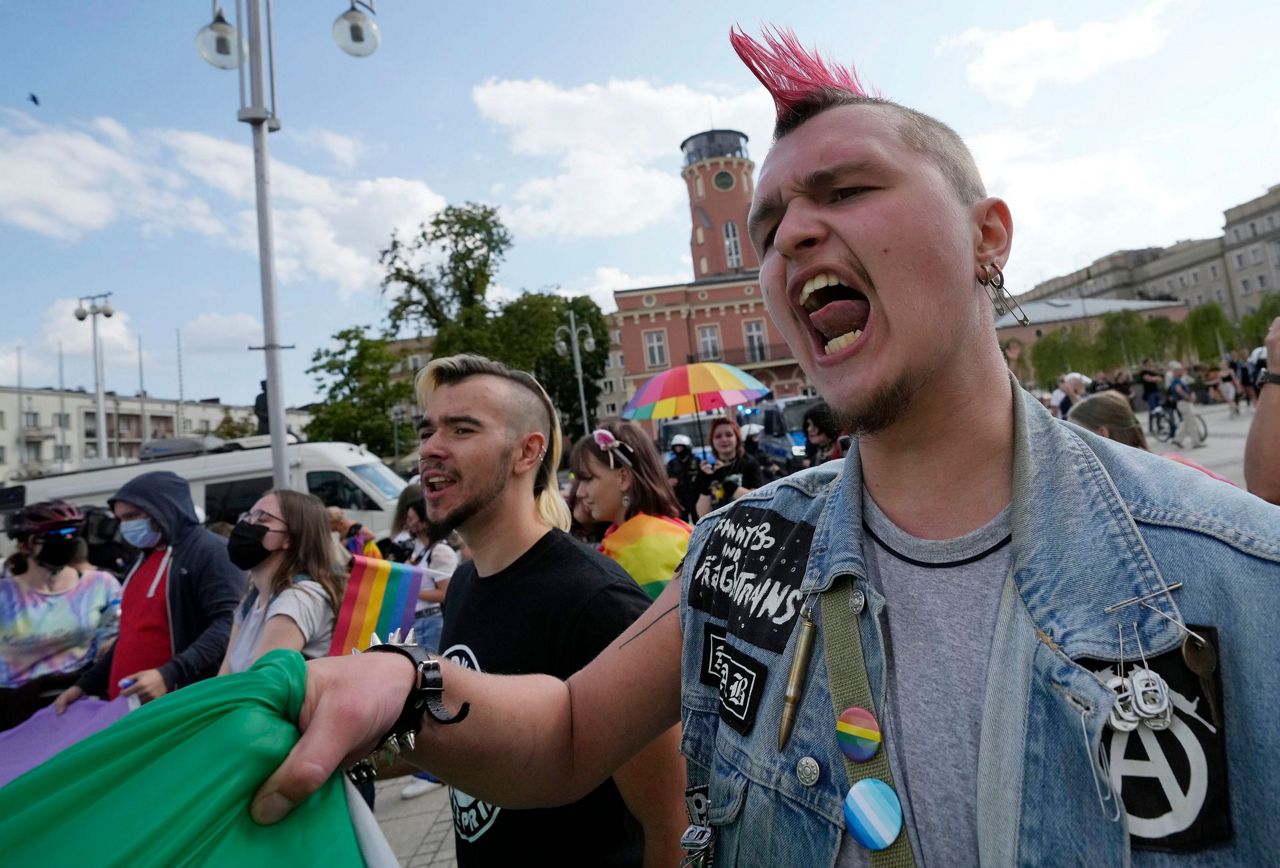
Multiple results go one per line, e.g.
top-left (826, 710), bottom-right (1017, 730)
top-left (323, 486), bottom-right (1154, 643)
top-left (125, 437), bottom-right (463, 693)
top-left (121, 517), bottom-right (161, 550)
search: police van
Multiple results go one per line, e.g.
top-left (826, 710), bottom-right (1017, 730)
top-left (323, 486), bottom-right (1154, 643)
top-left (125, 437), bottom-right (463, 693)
top-left (0, 440), bottom-right (406, 557)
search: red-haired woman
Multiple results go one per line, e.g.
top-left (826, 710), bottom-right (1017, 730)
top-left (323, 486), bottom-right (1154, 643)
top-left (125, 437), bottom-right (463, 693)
top-left (571, 422), bottom-right (691, 600)
top-left (695, 417), bottom-right (764, 517)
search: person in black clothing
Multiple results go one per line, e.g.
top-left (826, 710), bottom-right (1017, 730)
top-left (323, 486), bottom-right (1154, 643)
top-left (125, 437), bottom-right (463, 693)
top-left (664, 434), bottom-right (703, 522)
top-left (695, 416), bottom-right (764, 517)
top-left (801, 401), bottom-right (845, 467)
top-left (1138, 359), bottom-right (1164, 414)
top-left (413, 354), bottom-right (686, 867)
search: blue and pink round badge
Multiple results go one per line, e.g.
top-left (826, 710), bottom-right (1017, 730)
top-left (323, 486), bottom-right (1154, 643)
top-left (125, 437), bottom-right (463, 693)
top-left (843, 778), bottom-right (903, 851)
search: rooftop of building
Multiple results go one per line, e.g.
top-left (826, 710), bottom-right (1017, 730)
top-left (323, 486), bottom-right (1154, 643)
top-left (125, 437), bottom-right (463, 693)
top-left (996, 297), bottom-right (1186, 329)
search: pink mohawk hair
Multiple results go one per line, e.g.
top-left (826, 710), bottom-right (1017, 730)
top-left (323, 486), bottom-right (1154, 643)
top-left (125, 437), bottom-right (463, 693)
top-left (729, 25), bottom-right (874, 127)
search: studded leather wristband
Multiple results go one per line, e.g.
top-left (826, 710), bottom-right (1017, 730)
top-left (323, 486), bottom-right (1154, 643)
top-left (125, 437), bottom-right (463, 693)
top-left (348, 643), bottom-right (470, 782)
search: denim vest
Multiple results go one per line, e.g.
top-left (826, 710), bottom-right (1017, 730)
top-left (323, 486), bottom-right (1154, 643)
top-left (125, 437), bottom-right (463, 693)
top-left (678, 385), bottom-right (1280, 866)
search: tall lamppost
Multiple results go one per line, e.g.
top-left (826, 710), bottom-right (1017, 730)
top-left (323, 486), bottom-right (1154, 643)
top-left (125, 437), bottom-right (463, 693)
top-left (195, 1), bottom-right (381, 488)
top-left (74, 293), bottom-right (114, 463)
top-left (555, 309), bottom-right (596, 435)
top-left (392, 406), bottom-right (406, 462)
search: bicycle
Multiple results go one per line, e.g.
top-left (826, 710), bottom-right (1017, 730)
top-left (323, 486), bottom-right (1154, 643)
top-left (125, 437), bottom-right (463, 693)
top-left (1150, 403), bottom-right (1208, 444)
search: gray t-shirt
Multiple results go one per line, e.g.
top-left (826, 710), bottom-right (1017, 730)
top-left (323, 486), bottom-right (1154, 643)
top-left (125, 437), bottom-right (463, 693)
top-left (836, 491), bottom-right (1012, 868)
top-left (225, 579), bottom-right (336, 674)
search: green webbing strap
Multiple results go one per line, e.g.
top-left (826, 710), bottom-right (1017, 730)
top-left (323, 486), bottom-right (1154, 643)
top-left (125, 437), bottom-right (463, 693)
top-left (821, 574), bottom-right (917, 868)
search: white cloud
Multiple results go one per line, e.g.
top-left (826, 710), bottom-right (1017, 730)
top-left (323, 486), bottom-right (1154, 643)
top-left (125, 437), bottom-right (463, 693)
top-left (0, 112), bottom-right (446, 300)
top-left (564, 265), bottom-right (691, 314)
top-left (182, 313), bottom-right (263, 354)
top-left (969, 128), bottom-right (1197, 290)
top-left (941, 1), bottom-right (1172, 107)
top-left (473, 78), bottom-right (773, 239)
top-left (300, 129), bottom-right (366, 169)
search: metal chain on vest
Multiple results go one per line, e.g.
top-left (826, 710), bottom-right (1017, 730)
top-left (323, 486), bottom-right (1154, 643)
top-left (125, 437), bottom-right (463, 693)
top-left (821, 574), bottom-right (916, 868)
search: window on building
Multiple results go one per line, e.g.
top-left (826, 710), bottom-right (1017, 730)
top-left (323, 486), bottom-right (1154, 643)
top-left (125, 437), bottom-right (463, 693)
top-left (613, 352), bottom-right (624, 369)
top-left (1235, 253), bottom-right (1246, 268)
top-left (1216, 290), bottom-right (1224, 303)
top-left (606, 403), bottom-right (617, 415)
top-left (1191, 270), bottom-right (1199, 284)
top-left (54, 444), bottom-right (72, 462)
top-left (723, 223), bottom-right (743, 269)
top-left (1268, 214), bottom-right (1276, 230)
top-left (22, 442), bottom-right (41, 463)
top-left (697, 325), bottom-right (722, 361)
top-left (1195, 294), bottom-right (1203, 305)
top-left (603, 380), bottom-right (615, 394)
top-left (1210, 264), bottom-right (1219, 279)
top-left (53, 412), bottom-right (70, 429)
top-left (744, 320), bottom-right (767, 362)
top-left (610, 330), bottom-right (621, 345)
top-left (1252, 247), bottom-right (1263, 264)
top-left (1249, 221), bottom-right (1257, 236)
top-left (1242, 278), bottom-right (1252, 293)
top-left (0, 411), bottom-right (5, 430)
top-left (0, 446), bottom-right (5, 463)
top-left (1260, 274), bottom-right (1269, 289)
top-left (1233, 228), bottom-right (1242, 241)
top-left (1178, 275), bottom-right (1186, 288)
top-left (22, 411), bottom-right (39, 428)
top-left (644, 330), bottom-right (668, 369)
top-left (1165, 279), bottom-right (1174, 291)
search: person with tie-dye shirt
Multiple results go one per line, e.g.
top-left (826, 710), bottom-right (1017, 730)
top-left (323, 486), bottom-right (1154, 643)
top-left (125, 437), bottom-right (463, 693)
top-left (1, 501), bottom-right (121, 730)
top-left (571, 421), bottom-right (692, 600)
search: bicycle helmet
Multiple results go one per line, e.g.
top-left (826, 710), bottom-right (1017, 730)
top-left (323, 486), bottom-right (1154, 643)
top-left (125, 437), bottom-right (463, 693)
top-left (9, 500), bottom-right (84, 540)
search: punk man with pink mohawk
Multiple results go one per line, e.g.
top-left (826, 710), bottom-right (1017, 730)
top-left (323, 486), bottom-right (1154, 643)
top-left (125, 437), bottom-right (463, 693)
top-left (253, 28), bottom-right (1280, 866)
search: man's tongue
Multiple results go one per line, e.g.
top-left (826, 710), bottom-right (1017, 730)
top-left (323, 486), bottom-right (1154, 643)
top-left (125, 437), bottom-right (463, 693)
top-left (809, 299), bottom-right (869, 341)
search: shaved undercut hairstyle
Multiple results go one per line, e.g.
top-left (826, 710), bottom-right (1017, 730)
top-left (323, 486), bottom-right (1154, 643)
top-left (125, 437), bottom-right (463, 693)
top-left (416, 354), bottom-right (571, 532)
top-left (729, 26), bottom-right (987, 206)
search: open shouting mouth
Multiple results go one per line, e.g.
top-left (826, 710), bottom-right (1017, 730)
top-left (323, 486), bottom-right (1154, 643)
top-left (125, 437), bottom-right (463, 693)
top-left (798, 270), bottom-right (871, 357)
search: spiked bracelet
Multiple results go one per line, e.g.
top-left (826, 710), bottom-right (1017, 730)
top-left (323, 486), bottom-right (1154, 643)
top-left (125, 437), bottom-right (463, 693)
top-left (347, 638), bottom-right (470, 782)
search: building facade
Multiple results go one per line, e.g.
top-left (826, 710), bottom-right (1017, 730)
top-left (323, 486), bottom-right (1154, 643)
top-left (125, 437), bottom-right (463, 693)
top-left (1, 386), bottom-right (311, 482)
top-left (610, 129), bottom-right (810, 421)
top-left (1019, 182), bottom-right (1280, 320)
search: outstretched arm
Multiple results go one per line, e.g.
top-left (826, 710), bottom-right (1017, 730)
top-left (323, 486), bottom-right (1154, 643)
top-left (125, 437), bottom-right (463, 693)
top-left (252, 579), bottom-right (685, 824)
top-left (1245, 317), bottom-right (1280, 504)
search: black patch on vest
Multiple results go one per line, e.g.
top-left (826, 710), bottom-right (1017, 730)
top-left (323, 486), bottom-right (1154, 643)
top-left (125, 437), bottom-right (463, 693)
top-left (688, 506), bottom-right (814, 653)
top-left (700, 623), bottom-right (767, 735)
top-left (1078, 625), bottom-right (1231, 853)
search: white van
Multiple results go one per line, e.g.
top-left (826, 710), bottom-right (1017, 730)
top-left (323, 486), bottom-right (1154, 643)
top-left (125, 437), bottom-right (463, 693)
top-left (0, 442), bottom-right (406, 555)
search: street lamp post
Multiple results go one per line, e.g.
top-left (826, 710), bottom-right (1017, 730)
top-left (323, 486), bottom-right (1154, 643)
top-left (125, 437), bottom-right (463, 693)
top-left (555, 308), bottom-right (596, 435)
top-left (392, 406), bottom-right (406, 461)
top-left (74, 293), bottom-right (115, 464)
top-left (197, 1), bottom-right (381, 489)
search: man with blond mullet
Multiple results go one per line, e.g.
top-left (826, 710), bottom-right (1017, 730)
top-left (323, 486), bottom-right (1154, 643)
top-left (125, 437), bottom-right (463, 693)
top-left (254, 30), bottom-right (1280, 867)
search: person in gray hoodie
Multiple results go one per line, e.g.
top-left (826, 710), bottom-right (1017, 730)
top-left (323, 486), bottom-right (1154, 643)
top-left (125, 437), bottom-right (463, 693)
top-left (54, 471), bottom-right (243, 709)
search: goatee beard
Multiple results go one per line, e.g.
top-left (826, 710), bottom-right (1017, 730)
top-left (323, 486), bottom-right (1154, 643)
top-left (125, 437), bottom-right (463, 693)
top-left (831, 373), bottom-right (919, 438)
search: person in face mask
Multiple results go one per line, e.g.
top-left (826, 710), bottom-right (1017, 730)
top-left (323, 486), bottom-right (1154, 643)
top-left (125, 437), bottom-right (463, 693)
top-left (54, 472), bottom-right (242, 713)
top-left (1, 501), bottom-right (122, 730)
top-left (217, 491), bottom-right (343, 675)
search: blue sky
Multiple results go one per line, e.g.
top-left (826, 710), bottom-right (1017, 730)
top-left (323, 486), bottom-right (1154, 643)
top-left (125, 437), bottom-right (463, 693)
top-left (2, 1), bottom-right (1278, 406)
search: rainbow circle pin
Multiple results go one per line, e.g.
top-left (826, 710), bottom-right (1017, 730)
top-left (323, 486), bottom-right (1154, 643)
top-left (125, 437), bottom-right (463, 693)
top-left (843, 779), bottom-right (903, 851)
top-left (837, 706), bottom-right (881, 762)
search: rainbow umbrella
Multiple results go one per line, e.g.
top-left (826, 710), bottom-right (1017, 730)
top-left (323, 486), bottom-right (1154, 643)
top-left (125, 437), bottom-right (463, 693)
top-left (622, 362), bottom-right (771, 420)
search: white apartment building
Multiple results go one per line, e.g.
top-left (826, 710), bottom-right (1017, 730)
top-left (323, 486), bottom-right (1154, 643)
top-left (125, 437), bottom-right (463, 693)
top-left (1, 385), bottom-right (311, 482)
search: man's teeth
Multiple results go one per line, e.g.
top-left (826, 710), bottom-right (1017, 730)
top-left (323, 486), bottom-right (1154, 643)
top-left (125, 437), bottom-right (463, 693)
top-left (823, 330), bottom-right (862, 354)
top-left (798, 271), bottom-right (841, 308)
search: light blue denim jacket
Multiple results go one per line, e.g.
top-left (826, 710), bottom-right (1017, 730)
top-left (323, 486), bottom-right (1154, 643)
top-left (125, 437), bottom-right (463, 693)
top-left (678, 385), bottom-right (1280, 866)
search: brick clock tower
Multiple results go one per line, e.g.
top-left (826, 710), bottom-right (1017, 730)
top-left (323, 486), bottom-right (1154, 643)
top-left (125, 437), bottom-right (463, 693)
top-left (680, 130), bottom-right (759, 279)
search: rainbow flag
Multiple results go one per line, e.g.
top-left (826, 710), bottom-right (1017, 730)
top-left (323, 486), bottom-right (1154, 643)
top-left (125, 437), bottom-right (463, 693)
top-left (600, 513), bottom-right (692, 600)
top-left (328, 555), bottom-right (425, 656)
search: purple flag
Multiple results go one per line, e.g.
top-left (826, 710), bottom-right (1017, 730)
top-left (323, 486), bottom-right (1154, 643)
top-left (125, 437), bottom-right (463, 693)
top-left (0, 697), bottom-right (132, 788)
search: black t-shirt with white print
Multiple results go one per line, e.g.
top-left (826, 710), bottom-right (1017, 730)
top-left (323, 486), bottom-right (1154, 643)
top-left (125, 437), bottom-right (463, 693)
top-left (438, 528), bottom-right (652, 867)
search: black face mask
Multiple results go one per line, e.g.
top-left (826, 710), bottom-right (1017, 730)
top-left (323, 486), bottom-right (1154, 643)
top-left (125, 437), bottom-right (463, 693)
top-left (36, 537), bottom-right (79, 569)
top-left (227, 522), bottom-right (275, 570)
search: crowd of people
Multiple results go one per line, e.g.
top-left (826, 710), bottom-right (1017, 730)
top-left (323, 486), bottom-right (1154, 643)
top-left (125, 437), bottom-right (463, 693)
top-left (2, 26), bottom-right (1280, 868)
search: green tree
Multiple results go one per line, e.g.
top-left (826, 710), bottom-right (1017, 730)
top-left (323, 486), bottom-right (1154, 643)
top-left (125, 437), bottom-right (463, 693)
top-left (1143, 316), bottom-right (1189, 363)
top-left (1183, 303), bottom-right (1237, 363)
top-left (304, 327), bottom-right (414, 458)
top-left (212, 410), bottom-right (257, 440)
top-left (1094, 310), bottom-right (1150, 371)
top-left (1239, 294), bottom-right (1280, 348)
top-left (379, 202), bottom-right (513, 339)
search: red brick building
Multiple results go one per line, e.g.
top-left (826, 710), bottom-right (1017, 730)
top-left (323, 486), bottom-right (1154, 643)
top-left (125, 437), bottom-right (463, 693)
top-left (612, 130), bottom-right (810, 416)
